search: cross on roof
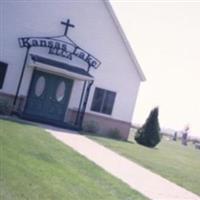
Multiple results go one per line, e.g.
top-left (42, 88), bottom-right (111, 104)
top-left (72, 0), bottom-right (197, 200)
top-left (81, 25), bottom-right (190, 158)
top-left (61, 19), bottom-right (75, 36)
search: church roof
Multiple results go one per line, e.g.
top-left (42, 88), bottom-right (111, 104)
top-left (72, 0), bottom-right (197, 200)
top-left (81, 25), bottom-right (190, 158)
top-left (103, 0), bottom-right (146, 81)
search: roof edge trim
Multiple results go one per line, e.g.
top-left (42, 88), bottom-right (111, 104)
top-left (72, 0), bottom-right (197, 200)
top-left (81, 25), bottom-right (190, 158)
top-left (103, 0), bottom-right (146, 81)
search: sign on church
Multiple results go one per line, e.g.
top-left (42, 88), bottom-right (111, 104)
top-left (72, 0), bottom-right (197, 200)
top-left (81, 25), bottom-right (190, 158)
top-left (18, 19), bottom-right (100, 68)
top-left (18, 37), bottom-right (100, 68)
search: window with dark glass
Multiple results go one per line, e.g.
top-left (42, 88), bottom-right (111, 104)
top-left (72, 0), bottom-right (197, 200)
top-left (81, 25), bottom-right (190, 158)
top-left (0, 61), bottom-right (8, 89)
top-left (91, 87), bottom-right (116, 115)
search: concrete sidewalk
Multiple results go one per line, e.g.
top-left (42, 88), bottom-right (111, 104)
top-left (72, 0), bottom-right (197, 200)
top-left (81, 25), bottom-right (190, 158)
top-left (46, 127), bottom-right (200, 200)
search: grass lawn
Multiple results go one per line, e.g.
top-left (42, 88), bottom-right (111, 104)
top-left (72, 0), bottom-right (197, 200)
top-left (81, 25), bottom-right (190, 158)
top-left (0, 119), bottom-right (147, 200)
top-left (89, 133), bottom-right (200, 196)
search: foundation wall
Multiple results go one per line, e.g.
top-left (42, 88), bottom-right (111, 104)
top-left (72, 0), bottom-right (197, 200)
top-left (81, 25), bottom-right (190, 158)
top-left (67, 109), bottom-right (131, 140)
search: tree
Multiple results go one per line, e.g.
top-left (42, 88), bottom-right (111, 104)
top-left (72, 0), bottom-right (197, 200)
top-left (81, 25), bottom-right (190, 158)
top-left (135, 107), bottom-right (161, 148)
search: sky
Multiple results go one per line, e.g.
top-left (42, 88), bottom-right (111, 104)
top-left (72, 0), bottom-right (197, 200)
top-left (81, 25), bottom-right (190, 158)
top-left (110, 0), bottom-right (200, 137)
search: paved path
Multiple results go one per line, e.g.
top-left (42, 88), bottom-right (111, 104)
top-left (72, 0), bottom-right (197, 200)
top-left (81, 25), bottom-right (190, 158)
top-left (45, 127), bottom-right (200, 200)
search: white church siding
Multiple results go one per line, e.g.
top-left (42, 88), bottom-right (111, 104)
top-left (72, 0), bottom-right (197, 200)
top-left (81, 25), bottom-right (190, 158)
top-left (0, 0), bottom-right (145, 140)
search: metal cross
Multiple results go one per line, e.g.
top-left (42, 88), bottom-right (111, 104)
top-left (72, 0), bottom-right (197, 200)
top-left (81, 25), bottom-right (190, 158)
top-left (61, 19), bottom-right (75, 36)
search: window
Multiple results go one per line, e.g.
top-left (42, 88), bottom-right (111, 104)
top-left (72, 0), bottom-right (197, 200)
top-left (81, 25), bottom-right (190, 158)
top-left (0, 61), bottom-right (8, 89)
top-left (91, 87), bottom-right (116, 115)
top-left (35, 76), bottom-right (46, 97)
top-left (56, 81), bottom-right (66, 102)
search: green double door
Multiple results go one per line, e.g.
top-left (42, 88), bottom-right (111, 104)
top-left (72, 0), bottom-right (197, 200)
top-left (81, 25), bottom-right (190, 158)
top-left (25, 70), bottom-right (73, 124)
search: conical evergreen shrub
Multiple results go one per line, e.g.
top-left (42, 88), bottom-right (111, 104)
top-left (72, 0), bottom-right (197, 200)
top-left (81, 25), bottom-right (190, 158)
top-left (135, 107), bottom-right (161, 148)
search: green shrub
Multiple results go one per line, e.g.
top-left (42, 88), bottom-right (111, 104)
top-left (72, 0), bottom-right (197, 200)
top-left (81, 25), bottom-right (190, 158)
top-left (0, 100), bottom-right (12, 115)
top-left (108, 128), bottom-right (121, 140)
top-left (135, 107), bottom-right (161, 148)
top-left (83, 120), bottom-right (99, 134)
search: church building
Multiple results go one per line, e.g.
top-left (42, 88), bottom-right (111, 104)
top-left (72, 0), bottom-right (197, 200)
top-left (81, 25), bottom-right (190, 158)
top-left (0, 0), bottom-right (145, 140)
